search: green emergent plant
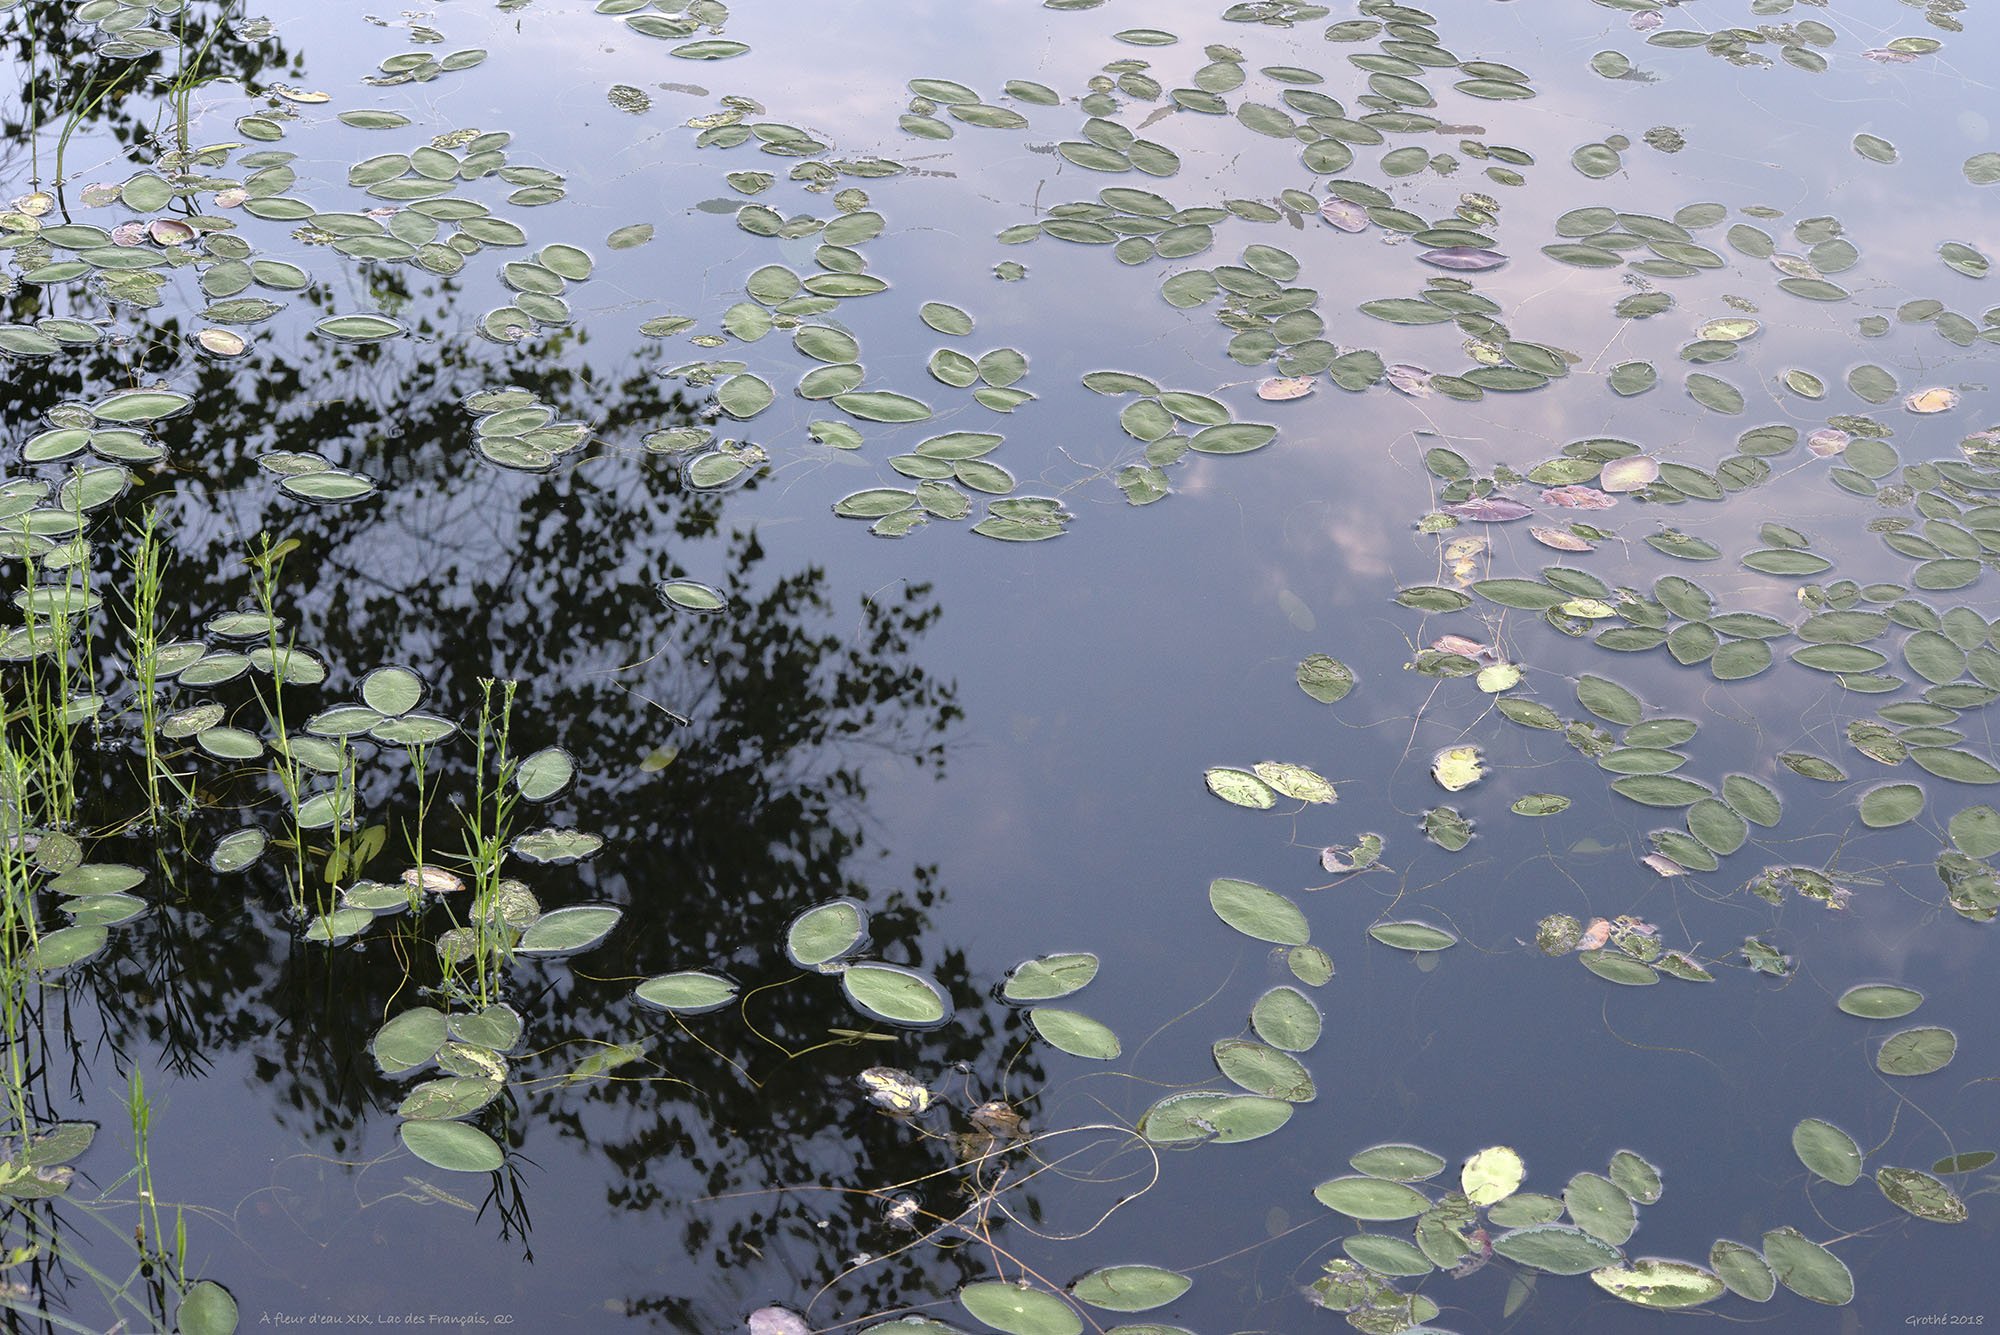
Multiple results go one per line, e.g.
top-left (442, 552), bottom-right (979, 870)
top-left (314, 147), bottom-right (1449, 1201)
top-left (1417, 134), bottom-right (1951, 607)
top-left (163, 0), bottom-right (238, 157)
top-left (452, 679), bottom-right (520, 1007)
top-left (9, 556), bottom-right (83, 833)
top-left (0, 751), bottom-right (38, 1148)
top-left (119, 507), bottom-right (189, 822)
top-left (244, 534), bottom-right (312, 916)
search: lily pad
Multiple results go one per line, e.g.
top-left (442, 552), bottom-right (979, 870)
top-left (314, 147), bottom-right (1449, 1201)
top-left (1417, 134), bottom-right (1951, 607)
top-left (635, 971), bottom-right (738, 1013)
top-left (399, 1120), bottom-right (504, 1173)
top-left (959, 1283), bottom-right (1080, 1335)
top-left (1837, 984), bottom-right (1922, 1019)
top-left (786, 900), bottom-right (868, 968)
top-left (1590, 1260), bottom-right (1726, 1309)
top-left (1368, 921), bottom-right (1456, 952)
top-left (1313, 1176), bottom-right (1431, 1220)
top-left (1761, 1228), bottom-right (1852, 1306)
top-left (1030, 1008), bottom-right (1120, 1059)
top-left (1877, 1167), bottom-right (1967, 1224)
top-left (1876, 1026), bottom-right (1956, 1076)
top-left (1002, 953), bottom-right (1099, 1002)
top-left (1792, 1118), bottom-right (1862, 1185)
top-left (1213, 1038), bottom-right (1314, 1101)
top-left (1493, 1225), bottom-right (1622, 1275)
top-left (1069, 1266), bottom-right (1189, 1313)
top-left (513, 747), bottom-right (575, 801)
top-left (841, 962), bottom-right (951, 1026)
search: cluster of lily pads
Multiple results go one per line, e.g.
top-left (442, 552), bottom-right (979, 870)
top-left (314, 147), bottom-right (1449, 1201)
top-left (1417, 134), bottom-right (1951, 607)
top-left (1304, 1142), bottom-right (1862, 1316)
top-left (635, 897), bottom-right (957, 1028)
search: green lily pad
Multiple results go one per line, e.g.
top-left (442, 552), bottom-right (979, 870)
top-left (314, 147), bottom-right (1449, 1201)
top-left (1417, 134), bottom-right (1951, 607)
top-left (516, 905), bottom-right (620, 955)
top-left (841, 962), bottom-right (951, 1026)
top-left (959, 1282), bottom-right (1080, 1335)
top-left (1837, 984), bottom-right (1922, 1019)
top-left (373, 1007), bottom-right (449, 1074)
top-left (176, 1281), bottom-right (240, 1335)
top-left (513, 747), bottom-right (574, 801)
top-left (509, 828), bottom-right (603, 863)
top-left (1204, 767), bottom-right (1276, 807)
top-left (1949, 805), bottom-right (2000, 857)
top-left (1250, 986), bottom-right (1321, 1051)
top-left (1030, 1008), bottom-right (1120, 1059)
top-left (1349, 1144), bottom-right (1446, 1181)
top-left (1002, 953), bottom-right (1099, 1002)
top-left (1709, 1239), bottom-right (1775, 1302)
top-left (1208, 878), bottom-right (1307, 945)
top-left (1213, 1038), bottom-right (1314, 1101)
top-left (786, 900), bottom-right (867, 968)
top-left (399, 1076), bottom-right (504, 1121)
top-left (1792, 1118), bottom-right (1862, 1185)
top-left (1565, 1172), bottom-right (1636, 1245)
top-left (1877, 1167), bottom-right (1967, 1224)
top-left (1590, 1260), bottom-right (1726, 1309)
top-left (25, 924), bottom-right (108, 973)
top-left (1341, 1234), bottom-right (1433, 1277)
top-left (399, 1120), bottom-right (504, 1173)
top-left (1313, 1176), bottom-right (1431, 1220)
top-left (1877, 1026), bottom-right (1956, 1076)
top-left (635, 971), bottom-right (738, 1013)
top-left (1761, 1228), bottom-right (1852, 1306)
top-left (1069, 1266), bottom-right (1189, 1312)
top-left (1137, 1091), bottom-right (1292, 1145)
top-left (1493, 1225), bottom-right (1622, 1275)
top-left (1858, 783), bottom-right (1925, 828)
top-left (1368, 921), bottom-right (1456, 952)
top-left (1297, 654), bottom-right (1355, 703)
top-left (360, 666), bottom-right (425, 717)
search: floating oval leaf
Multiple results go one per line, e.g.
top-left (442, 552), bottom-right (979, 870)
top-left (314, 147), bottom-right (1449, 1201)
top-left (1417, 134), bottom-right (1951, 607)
top-left (313, 314), bottom-right (404, 343)
top-left (1878, 1167), bottom-right (1967, 1224)
top-left (1493, 1225), bottom-right (1622, 1275)
top-left (1138, 1091), bottom-right (1292, 1145)
top-left (1792, 1118), bottom-right (1862, 1185)
top-left (1214, 1038), bottom-right (1313, 1101)
top-left (1591, 1260), bottom-right (1726, 1309)
top-left (1858, 783), bottom-right (1924, 828)
top-left (1030, 1008), bottom-right (1120, 1060)
top-left (1837, 984), bottom-right (1922, 1019)
top-left (514, 747), bottom-right (575, 801)
top-left (1003, 953), bottom-right (1099, 1003)
top-left (635, 971), bottom-right (738, 1013)
top-left (1069, 1266), bottom-right (1189, 1313)
top-left (1204, 767), bottom-right (1277, 808)
top-left (1462, 1146), bottom-right (1525, 1206)
top-left (841, 962), bottom-right (951, 1026)
top-left (958, 1283), bottom-right (1080, 1335)
top-left (1877, 1026), bottom-right (1956, 1076)
top-left (516, 905), bottom-right (621, 955)
top-left (399, 1120), bottom-right (504, 1173)
top-left (176, 1282), bottom-right (240, 1335)
top-left (1314, 1176), bottom-right (1431, 1220)
top-left (1368, 921), bottom-right (1456, 952)
top-left (1250, 986), bottom-right (1321, 1051)
top-left (787, 900), bottom-right (868, 968)
top-left (1762, 1228), bottom-right (1852, 1306)
top-left (1208, 879), bottom-right (1304, 943)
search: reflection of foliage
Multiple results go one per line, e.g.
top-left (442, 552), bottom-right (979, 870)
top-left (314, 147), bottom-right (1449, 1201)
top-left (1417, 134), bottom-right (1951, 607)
top-left (0, 258), bottom-right (1060, 1328)
top-left (0, 1), bottom-right (301, 171)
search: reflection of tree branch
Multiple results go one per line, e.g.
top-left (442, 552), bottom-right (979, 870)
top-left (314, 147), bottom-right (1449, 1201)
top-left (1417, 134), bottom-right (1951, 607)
top-left (0, 208), bottom-right (1024, 1324)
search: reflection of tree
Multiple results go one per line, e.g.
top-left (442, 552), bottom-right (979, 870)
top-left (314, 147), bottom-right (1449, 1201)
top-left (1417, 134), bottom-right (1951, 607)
top-left (0, 1), bottom-right (301, 182)
top-left (0, 244), bottom-right (1056, 1327)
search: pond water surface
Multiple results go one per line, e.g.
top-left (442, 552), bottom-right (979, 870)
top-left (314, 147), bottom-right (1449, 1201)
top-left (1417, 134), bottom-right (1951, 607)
top-left (0, 0), bottom-right (1997, 1331)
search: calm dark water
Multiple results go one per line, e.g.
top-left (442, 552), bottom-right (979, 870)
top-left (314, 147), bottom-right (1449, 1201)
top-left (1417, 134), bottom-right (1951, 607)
top-left (1, 0), bottom-right (1997, 1332)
